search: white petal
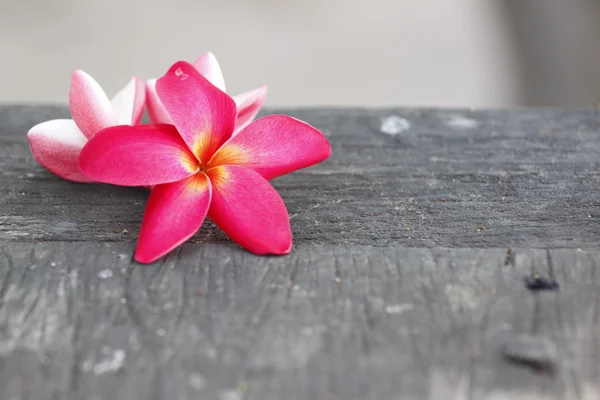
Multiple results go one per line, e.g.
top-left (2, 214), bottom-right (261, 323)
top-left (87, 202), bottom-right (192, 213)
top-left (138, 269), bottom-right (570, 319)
top-left (111, 77), bottom-right (145, 125)
top-left (145, 79), bottom-right (173, 124)
top-left (69, 70), bottom-right (117, 139)
top-left (232, 85), bottom-right (268, 134)
top-left (28, 119), bottom-right (87, 148)
top-left (27, 119), bottom-right (92, 182)
top-left (192, 52), bottom-right (227, 92)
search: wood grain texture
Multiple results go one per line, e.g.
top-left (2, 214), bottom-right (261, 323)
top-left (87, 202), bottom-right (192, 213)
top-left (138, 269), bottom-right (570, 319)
top-left (2, 105), bottom-right (600, 399)
top-left (0, 243), bottom-right (599, 399)
top-left (3, 105), bottom-right (600, 248)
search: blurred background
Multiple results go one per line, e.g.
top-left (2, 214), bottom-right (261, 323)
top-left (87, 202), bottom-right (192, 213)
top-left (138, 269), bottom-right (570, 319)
top-left (1, 0), bottom-right (600, 108)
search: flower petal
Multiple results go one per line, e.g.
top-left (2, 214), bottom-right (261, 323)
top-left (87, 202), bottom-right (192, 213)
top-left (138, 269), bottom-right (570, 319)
top-left (232, 85), bottom-right (267, 134)
top-left (135, 174), bottom-right (211, 264)
top-left (111, 76), bottom-right (146, 125)
top-left (207, 165), bottom-right (291, 254)
top-left (155, 61), bottom-right (237, 163)
top-left (192, 52), bottom-right (226, 92)
top-left (79, 124), bottom-right (199, 186)
top-left (27, 119), bottom-right (93, 183)
top-left (145, 79), bottom-right (172, 124)
top-left (209, 115), bottom-right (332, 180)
top-left (69, 70), bottom-right (117, 139)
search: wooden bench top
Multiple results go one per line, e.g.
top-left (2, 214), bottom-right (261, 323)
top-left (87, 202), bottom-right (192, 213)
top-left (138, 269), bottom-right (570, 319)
top-left (1, 105), bottom-right (599, 399)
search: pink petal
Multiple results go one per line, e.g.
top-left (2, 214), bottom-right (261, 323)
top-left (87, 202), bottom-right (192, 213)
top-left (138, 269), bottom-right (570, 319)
top-left (69, 70), bottom-right (117, 139)
top-left (192, 52), bottom-right (226, 92)
top-left (27, 119), bottom-right (94, 183)
top-left (156, 61), bottom-right (237, 163)
top-left (111, 76), bottom-right (146, 125)
top-left (208, 115), bottom-right (332, 180)
top-left (232, 85), bottom-right (267, 134)
top-left (79, 124), bottom-right (200, 186)
top-left (135, 174), bottom-right (211, 264)
top-left (145, 79), bottom-right (172, 124)
top-left (207, 165), bottom-right (292, 254)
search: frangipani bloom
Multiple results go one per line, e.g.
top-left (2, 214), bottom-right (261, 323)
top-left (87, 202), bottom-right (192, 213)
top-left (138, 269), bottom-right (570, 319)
top-left (27, 71), bottom-right (146, 182)
top-left (79, 61), bottom-right (331, 264)
top-left (146, 52), bottom-right (267, 134)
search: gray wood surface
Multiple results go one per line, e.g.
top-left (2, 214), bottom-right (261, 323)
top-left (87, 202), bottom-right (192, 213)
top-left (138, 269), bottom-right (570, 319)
top-left (2, 105), bottom-right (600, 399)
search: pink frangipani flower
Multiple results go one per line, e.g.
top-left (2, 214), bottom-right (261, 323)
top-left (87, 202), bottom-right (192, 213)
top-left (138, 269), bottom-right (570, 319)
top-left (27, 71), bottom-right (146, 182)
top-left (79, 61), bottom-right (331, 264)
top-left (146, 52), bottom-right (267, 134)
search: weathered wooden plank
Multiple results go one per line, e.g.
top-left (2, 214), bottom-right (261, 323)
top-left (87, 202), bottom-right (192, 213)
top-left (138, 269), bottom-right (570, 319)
top-left (3, 106), bottom-right (600, 248)
top-left (0, 243), bottom-right (599, 399)
top-left (3, 105), bottom-right (600, 399)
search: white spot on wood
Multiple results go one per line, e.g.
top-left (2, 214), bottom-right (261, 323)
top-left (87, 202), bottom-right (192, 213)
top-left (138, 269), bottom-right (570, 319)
top-left (98, 269), bottom-right (113, 279)
top-left (156, 328), bottom-right (166, 337)
top-left (446, 115), bottom-right (478, 129)
top-left (50, 221), bottom-right (78, 234)
top-left (445, 283), bottom-right (479, 312)
top-left (301, 324), bottom-right (327, 336)
top-left (206, 347), bottom-right (218, 358)
top-left (380, 116), bottom-right (410, 135)
top-left (385, 303), bottom-right (414, 315)
top-left (189, 373), bottom-right (206, 391)
top-left (91, 349), bottom-right (126, 375)
top-left (220, 390), bottom-right (242, 400)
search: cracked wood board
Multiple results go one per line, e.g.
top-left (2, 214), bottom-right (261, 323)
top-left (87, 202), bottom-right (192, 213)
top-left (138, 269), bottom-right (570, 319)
top-left (0, 243), bottom-right (599, 399)
top-left (3, 106), bottom-right (600, 247)
top-left (1, 106), bottom-right (600, 399)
